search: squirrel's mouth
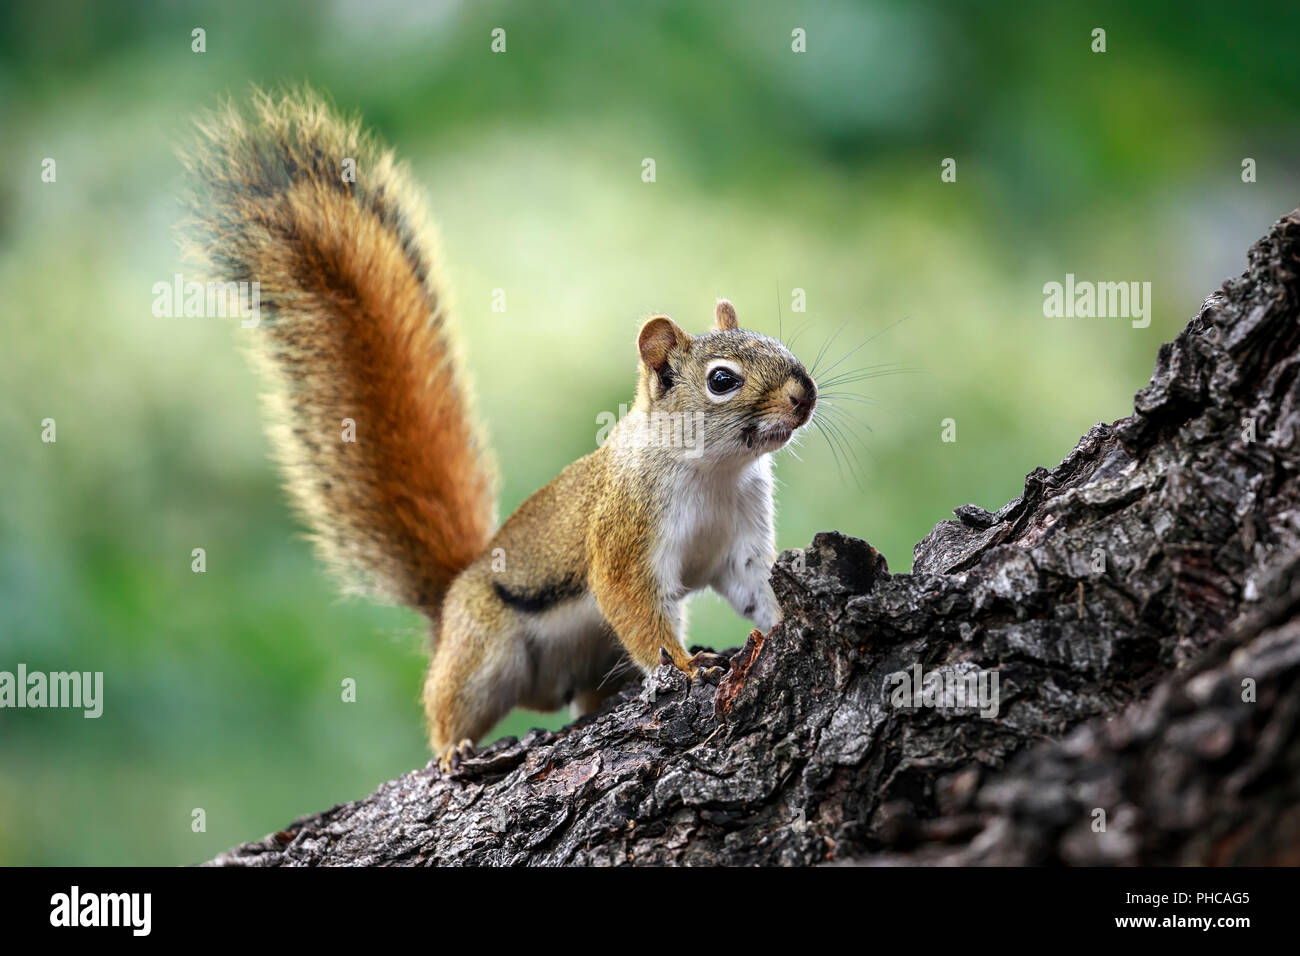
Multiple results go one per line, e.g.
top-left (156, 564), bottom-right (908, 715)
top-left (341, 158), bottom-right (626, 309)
top-left (743, 422), bottom-right (795, 452)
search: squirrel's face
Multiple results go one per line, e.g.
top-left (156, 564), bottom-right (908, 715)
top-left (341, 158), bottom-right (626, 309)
top-left (636, 299), bottom-right (817, 462)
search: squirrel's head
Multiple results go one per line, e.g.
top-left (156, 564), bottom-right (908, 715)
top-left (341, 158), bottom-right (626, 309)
top-left (634, 299), bottom-right (817, 462)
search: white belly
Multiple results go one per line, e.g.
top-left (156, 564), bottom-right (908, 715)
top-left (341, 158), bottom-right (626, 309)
top-left (654, 458), bottom-right (773, 598)
top-left (519, 594), bottom-right (621, 709)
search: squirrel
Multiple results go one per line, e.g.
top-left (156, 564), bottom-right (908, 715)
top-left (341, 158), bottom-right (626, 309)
top-left (180, 88), bottom-right (817, 768)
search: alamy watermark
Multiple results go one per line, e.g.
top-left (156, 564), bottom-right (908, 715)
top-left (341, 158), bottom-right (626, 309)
top-left (596, 404), bottom-right (706, 459)
top-left (152, 273), bottom-right (261, 327)
top-left (50, 886), bottom-right (150, 936)
top-left (1043, 274), bottom-right (1151, 328)
top-left (0, 664), bottom-right (103, 717)
top-left (884, 662), bottom-right (999, 718)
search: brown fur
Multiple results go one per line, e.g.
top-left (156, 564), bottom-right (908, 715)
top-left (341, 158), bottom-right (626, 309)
top-left (179, 88), bottom-right (496, 615)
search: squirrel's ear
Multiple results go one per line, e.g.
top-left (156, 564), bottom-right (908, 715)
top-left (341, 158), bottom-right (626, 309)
top-left (714, 298), bottom-right (739, 331)
top-left (638, 315), bottom-right (689, 374)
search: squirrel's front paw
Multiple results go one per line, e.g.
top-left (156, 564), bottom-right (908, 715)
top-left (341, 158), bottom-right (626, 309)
top-left (437, 738), bottom-right (476, 774)
top-left (688, 650), bottom-right (730, 685)
top-left (657, 647), bottom-right (729, 685)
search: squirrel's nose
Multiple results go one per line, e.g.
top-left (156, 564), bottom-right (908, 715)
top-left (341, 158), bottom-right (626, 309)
top-left (788, 377), bottom-right (816, 425)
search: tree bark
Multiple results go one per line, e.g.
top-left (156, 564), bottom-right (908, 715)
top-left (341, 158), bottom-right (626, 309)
top-left (209, 210), bottom-right (1300, 866)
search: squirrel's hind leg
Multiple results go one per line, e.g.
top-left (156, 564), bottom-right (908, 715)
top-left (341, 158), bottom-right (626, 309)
top-left (424, 595), bottom-right (526, 769)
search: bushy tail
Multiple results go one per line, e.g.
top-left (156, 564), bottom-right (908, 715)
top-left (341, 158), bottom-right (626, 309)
top-left (180, 87), bottom-right (497, 616)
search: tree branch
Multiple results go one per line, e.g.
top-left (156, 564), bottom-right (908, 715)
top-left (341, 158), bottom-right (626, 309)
top-left (209, 210), bottom-right (1300, 866)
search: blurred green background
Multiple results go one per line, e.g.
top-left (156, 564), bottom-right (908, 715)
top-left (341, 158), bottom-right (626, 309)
top-left (2, 0), bottom-right (1298, 865)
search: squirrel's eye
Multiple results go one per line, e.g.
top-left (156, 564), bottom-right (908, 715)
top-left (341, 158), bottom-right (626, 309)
top-left (707, 367), bottom-right (742, 395)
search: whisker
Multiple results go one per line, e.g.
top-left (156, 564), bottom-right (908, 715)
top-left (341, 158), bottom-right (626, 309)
top-left (811, 418), bottom-right (845, 480)
top-left (821, 395), bottom-right (873, 426)
top-left (809, 314), bottom-right (911, 378)
top-left (810, 322), bottom-right (849, 377)
top-left (785, 321), bottom-right (814, 351)
top-left (815, 416), bottom-right (856, 483)
top-left (818, 392), bottom-right (879, 408)
top-left (818, 359), bottom-right (916, 380)
top-left (819, 413), bottom-right (869, 486)
top-left (598, 655), bottom-right (636, 691)
top-left (816, 408), bottom-right (878, 444)
top-left (818, 364), bottom-right (922, 390)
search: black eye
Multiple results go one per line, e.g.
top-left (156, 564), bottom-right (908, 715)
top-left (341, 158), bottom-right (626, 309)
top-left (707, 367), bottom-right (743, 395)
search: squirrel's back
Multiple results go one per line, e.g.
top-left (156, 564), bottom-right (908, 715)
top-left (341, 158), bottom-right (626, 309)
top-left (180, 87), bottom-right (497, 615)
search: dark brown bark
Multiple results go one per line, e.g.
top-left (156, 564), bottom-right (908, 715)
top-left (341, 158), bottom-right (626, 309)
top-left (209, 210), bottom-right (1300, 867)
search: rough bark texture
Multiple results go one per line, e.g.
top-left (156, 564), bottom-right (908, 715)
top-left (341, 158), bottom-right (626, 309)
top-left (210, 210), bottom-right (1300, 867)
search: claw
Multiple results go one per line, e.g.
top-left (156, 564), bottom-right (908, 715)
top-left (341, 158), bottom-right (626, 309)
top-left (438, 738), bottom-right (476, 774)
top-left (687, 650), bottom-right (730, 685)
top-left (694, 665), bottom-right (727, 685)
top-left (688, 650), bottom-right (731, 672)
top-left (657, 647), bottom-right (731, 686)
